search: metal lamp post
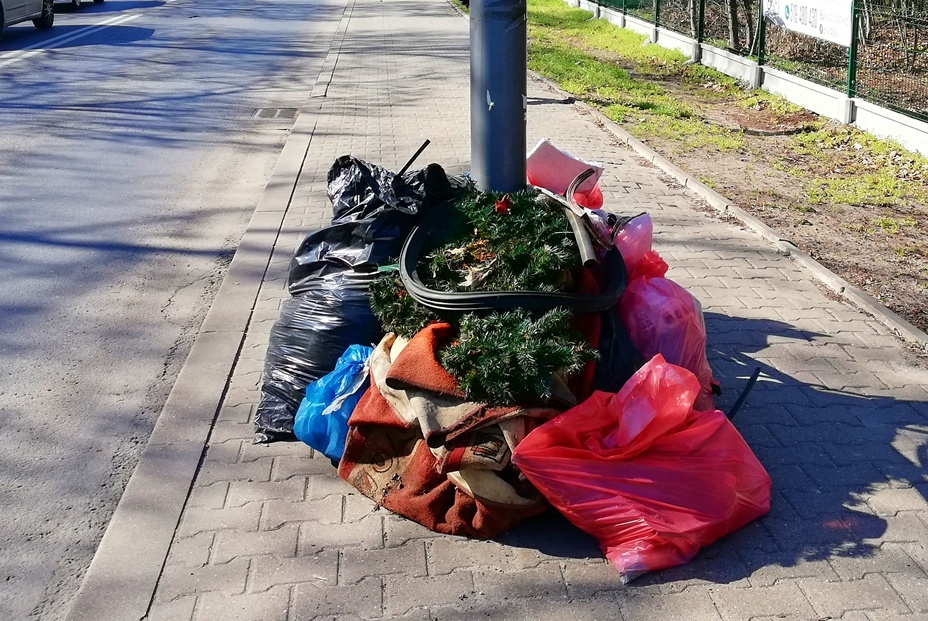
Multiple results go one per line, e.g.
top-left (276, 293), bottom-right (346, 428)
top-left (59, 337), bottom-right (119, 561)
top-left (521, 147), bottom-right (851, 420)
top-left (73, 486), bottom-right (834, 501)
top-left (470, 0), bottom-right (527, 193)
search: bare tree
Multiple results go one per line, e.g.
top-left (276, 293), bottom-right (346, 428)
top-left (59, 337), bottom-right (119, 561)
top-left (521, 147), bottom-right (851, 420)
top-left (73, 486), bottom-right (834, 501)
top-left (728, 0), bottom-right (742, 49)
top-left (689, 0), bottom-right (698, 37)
top-left (889, 0), bottom-right (927, 71)
top-left (743, 0), bottom-right (756, 51)
top-left (860, 0), bottom-right (874, 42)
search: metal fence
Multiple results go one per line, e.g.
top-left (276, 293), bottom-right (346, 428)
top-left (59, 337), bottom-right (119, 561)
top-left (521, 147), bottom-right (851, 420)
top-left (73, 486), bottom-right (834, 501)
top-left (592, 0), bottom-right (928, 122)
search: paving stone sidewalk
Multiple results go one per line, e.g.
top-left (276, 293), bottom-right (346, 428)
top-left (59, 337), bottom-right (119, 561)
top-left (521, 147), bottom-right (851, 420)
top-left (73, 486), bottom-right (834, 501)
top-left (145, 0), bottom-right (928, 618)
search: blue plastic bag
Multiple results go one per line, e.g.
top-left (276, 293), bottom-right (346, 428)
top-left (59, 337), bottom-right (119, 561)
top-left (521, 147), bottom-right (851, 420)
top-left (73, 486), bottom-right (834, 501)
top-left (293, 344), bottom-right (373, 462)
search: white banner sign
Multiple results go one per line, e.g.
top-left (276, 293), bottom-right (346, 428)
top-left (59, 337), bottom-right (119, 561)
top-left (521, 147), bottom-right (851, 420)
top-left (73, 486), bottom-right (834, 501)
top-left (765, 0), bottom-right (854, 47)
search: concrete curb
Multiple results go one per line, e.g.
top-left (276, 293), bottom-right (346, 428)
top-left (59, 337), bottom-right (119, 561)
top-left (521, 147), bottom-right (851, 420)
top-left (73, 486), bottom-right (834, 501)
top-left (527, 72), bottom-right (928, 352)
top-left (62, 7), bottom-right (354, 619)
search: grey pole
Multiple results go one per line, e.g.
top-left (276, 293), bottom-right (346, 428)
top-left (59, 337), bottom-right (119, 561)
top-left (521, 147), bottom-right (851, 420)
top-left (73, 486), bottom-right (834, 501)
top-left (470, 0), bottom-right (527, 193)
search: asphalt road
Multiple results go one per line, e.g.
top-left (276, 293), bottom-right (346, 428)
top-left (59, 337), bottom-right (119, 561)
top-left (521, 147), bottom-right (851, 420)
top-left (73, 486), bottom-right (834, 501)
top-left (0, 0), bottom-right (343, 617)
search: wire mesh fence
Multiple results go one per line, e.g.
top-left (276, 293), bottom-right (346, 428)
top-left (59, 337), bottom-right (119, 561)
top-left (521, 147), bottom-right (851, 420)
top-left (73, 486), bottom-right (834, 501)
top-left (658, 0), bottom-right (698, 37)
top-left (702, 0), bottom-right (758, 54)
top-left (585, 0), bottom-right (928, 121)
top-left (630, 0), bottom-right (656, 23)
top-left (856, 1), bottom-right (928, 117)
top-left (764, 21), bottom-right (849, 91)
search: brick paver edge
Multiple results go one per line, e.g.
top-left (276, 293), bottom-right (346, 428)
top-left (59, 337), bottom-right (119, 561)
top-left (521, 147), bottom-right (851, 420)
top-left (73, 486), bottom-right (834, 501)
top-left (61, 6), bottom-right (355, 617)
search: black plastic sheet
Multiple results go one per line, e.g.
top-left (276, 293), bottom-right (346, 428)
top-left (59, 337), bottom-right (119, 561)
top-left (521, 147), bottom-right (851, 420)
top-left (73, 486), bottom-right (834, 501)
top-left (592, 309), bottom-right (644, 393)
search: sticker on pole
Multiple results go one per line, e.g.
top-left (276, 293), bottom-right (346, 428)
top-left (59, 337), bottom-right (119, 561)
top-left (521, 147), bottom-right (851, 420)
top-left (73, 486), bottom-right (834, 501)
top-left (765, 0), bottom-right (853, 47)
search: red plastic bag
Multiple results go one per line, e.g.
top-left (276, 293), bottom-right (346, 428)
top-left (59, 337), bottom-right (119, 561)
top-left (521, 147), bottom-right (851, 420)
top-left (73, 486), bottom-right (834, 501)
top-left (618, 265), bottom-right (717, 411)
top-left (614, 213), bottom-right (654, 279)
top-left (512, 355), bottom-right (771, 583)
top-left (613, 212), bottom-right (717, 410)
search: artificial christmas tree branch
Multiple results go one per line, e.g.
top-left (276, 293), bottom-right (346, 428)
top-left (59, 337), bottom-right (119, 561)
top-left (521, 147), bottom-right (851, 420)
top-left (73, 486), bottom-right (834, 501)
top-left (368, 188), bottom-right (598, 406)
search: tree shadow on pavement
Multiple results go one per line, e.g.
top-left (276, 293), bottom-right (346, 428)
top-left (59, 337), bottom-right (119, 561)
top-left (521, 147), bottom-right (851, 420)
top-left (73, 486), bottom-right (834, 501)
top-left (499, 312), bottom-right (928, 588)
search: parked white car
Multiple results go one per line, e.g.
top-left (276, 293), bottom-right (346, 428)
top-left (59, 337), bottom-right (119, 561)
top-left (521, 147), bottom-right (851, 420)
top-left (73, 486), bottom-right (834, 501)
top-left (0, 0), bottom-right (54, 36)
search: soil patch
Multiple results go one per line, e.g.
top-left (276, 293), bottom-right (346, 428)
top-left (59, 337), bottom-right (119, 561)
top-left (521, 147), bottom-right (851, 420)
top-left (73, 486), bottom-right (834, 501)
top-left (700, 101), bottom-right (818, 135)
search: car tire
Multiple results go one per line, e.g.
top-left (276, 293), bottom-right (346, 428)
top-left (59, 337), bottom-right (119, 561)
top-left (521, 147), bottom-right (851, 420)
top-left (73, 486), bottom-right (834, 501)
top-left (72, 0), bottom-right (82, 7)
top-left (33, 0), bottom-right (54, 29)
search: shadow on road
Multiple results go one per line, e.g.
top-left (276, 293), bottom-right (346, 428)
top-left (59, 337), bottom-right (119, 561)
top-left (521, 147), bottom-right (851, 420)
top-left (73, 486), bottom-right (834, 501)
top-left (0, 25), bottom-right (154, 51)
top-left (53, 0), bottom-right (165, 12)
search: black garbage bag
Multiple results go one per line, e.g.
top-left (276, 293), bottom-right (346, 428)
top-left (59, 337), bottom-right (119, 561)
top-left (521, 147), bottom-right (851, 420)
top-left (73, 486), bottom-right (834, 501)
top-left (255, 274), bottom-right (383, 440)
top-left (288, 159), bottom-right (459, 295)
top-left (327, 155), bottom-right (424, 222)
top-left (254, 157), bottom-right (460, 442)
top-left (591, 309), bottom-right (645, 393)
top-left (288, 218), bottom-right (407, 295)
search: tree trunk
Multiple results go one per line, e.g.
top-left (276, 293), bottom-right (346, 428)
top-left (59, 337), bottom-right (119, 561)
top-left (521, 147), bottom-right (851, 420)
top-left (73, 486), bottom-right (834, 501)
top-left (860, 0), bottom-right (873, 43)
top-left (689, 0), bottom-right (698, 38)
top-left (742, 0), bottom-right (755, 52)
top-left (727, 0), bottom-right (741, 50)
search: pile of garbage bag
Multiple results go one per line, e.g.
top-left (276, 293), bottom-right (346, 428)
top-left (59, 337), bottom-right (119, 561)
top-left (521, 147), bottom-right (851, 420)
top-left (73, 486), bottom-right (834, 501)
top-left (254, 146), bottom-right (770, 581)
top-left (254, 156), bottom-right (460, 441)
